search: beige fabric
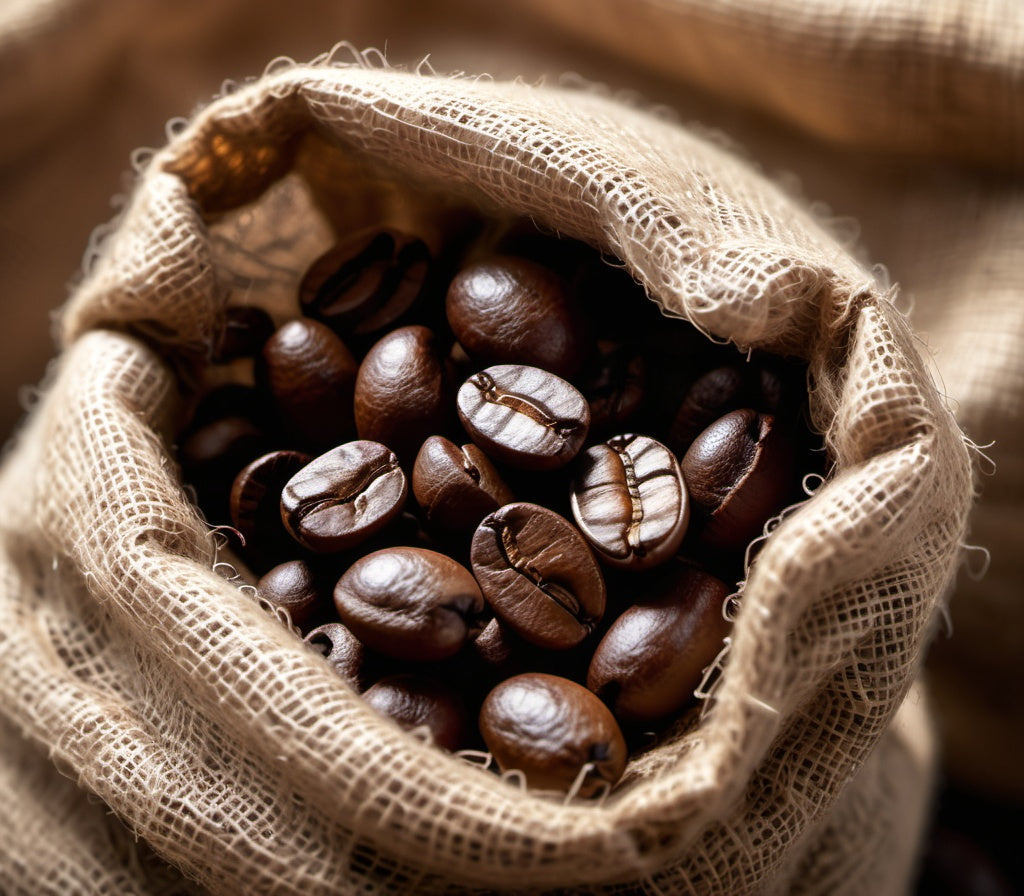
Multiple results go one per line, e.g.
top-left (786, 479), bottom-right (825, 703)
top-left (0, 63), bottom-right (972, 893)
top-left (517, 0), bottom-right (1024, 169)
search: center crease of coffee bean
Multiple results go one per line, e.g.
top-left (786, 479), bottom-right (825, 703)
top-left (470, 372), bottom-right (581, 440)
top-left (295, 458), bottom-right (398, 521)
top-left (488, 521), bottom-right (586, 621)
top-left (609, 438), bottom-right (646, 556)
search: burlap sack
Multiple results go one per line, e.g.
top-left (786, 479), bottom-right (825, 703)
top-left (0, 58), bottom-right (973, 894)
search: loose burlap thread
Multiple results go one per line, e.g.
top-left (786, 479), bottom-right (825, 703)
top-left (0, 59), bottom-right (974, 894)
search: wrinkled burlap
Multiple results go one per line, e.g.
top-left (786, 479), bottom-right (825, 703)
top-left (0, 60), bottom-right (973, 894)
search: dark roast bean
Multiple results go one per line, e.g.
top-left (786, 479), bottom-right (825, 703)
top-left (479, 673), bottom-right (627, 796)
top-left (256, 559), bottom-right (325, 630)
top-left (570, 434), bottom-right (689, 570)
top-left (471, 502), bottom-right (605, 649)
top-left (230, 450), bottom-right (312, 568)
top-left (354, 326), bottom-right (453, 464)
top-left (583, 341), bottom-right (646, 431)
top-left (178, 415), bottom-right (269, 524)
top-left (281, 441), bottom-right (407, 553)
top-left (446, 256), bottom-right (589, 379)
top-left (412, 436), bottom-right (514, 534)
top-left (363, 674), bottom-right (469, 751)
top-left (304, 622), bottom-right (368, 689)
top-left (299, 230), bottom-right (432, 338)
top-left (334, 547), bottom-right (485, 661)
top-left (587, 562), bottom-right (731, 725)
top-left (212, 306), bottom-right (275, 362)
top-left (457, 365), bottom-right (590, 471)
top-left (667, 365), bottom-right (753, 454)
top-left (259, 319), bottom-right (357, 450)
top-left (680, 409), bottom-right (793, 551)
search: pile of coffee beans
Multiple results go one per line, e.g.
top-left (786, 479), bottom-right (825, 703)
top-left (176, 222), bottom-right (820, 798)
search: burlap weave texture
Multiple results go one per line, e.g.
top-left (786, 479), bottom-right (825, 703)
top-left (0, 61), bottom-right (974, 894)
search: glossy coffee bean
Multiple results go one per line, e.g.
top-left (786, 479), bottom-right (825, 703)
top-left (299, 229), bottom-right (432, 338)
top-left (570, 434), bottom-right (688, 570)
top-left (259, 319), bottom-right (357, 450)
top-left (457, 365), bottom-right (589, 471)
top-left (363, 674), bottom-right (469, 751)
top-left (256, 559), bottom-right (325, 630)
top-left (230, 450), bottom-right (313, 568)
top-left (212, 306), bottom-right (276, 362)
top-left (680, 409), bottom-right (793, 551)
top-left (281, 441), bottom-right (407, 553)
top-left (304, 622), bottom-right (368, 689)
top-left (479, 673), bottom-right (627, 796)
top-left (471, 502), bottom-right (605, 649)
top-left (667, 365), bottom-right (753, 454)
top-left (587, 562), bottom-right (730, 725)
top-left (582, 341), bottom-right (646, 431)
top-left (334, 547), bottom-right (485, 661)
top-left (412, 436), bottom-right (513, 534)
top-left (354, 326), bottom-right (453, 464)
top-left (446, 255), bottom-right (589, 379)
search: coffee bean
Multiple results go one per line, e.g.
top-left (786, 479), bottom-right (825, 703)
top-left (582, 341), bottom-right (646, 432)
top-left (334, 547), bottom-right (485, 661)
top-left (230, 450), bottom-right (313, 569)
top-left (479, 673), bottom-right (627, 796)
top-left (299, 229), bottom-right (433, 338)
top-left (412, 436), bottom-right (513, 534)
top-left (212, 306), bottom-right (276, 363)
top-left (570, 434), bottom-right (689, 570)
top-left (256, 559), bottom-right (326, 630)
top-left (281, 441), bottom-right (407, 553)
top-left (471, 502), bottom-right (605, 649)
top-left (667, 365), bottom-right (753, 454)
top-left (446, 255), bottom-right (589, 379)
top-left (259, 319), bottom-right (357, 450)
top-left (587, 562), bottom-right (730, 725)
top-left (457, 365), bottom-right (589, 471)
top-left (354, 325), bottom-right (453, 465)
top-left (363, 673), bottom-right (469, 751)
top-left (304, 622), bottom-right (368, 689)
top-left (178, 414), bottom-right (269, 525)
top-left (680, 409), bottom-right (793, 551)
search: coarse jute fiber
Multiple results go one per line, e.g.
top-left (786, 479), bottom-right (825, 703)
top-left (0, 58), bottom-right (973, 894)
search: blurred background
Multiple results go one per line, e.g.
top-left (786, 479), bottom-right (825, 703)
top-left (1, 1), bottom-right (1021, 892)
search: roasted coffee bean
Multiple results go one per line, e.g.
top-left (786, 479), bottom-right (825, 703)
top-left (363, 673), bottom-right (469, 751)
top-left (570, 434), bottom-right (688, 570)
top-left (281, 441), bottom-right (407, 553)
top-left (259, 319), bottom-right (357, 450)
top-left (583, 341), bottom-right (646, 431)
top-left (457, 365), bottom-right (589, 471)
top-left (230, 450), bottom-right (312, 568)
top-left (587, 562), bottom-right (730, 725)
top-left (354, 326), bottom-right (453, 464)
top-left (479, 673), bottom-right (627, 796)
top-left (299, 229), bottom-right (432, 338)
top-left (446, 256), bottom-right (589, 379)
top-left (667, 365), bottom-right (753, 454)
top-left (178, 415), bottom-right (269, 524)
top-left (412, 436), bottom-right (513, 534)
top-left (471, 502), bottom-right (605, 649)
top-left (212, 306), bottom-right (276, 363)
top-left (680, 409), bottom-right (793, 551)
top-left (334, 547), bottom-right (485, 661)
top-left (256, 559), bottom-right (325, 630)
top-left (185, 383), bottom-right (270, 433)
top-left (304, 622), bottom-right (368, 689)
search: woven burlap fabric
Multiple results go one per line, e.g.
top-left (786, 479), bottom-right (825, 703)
top-left (0, 62), bottom-right (972, 893)
top-left (516, 0), bottom-right (1024, 169)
